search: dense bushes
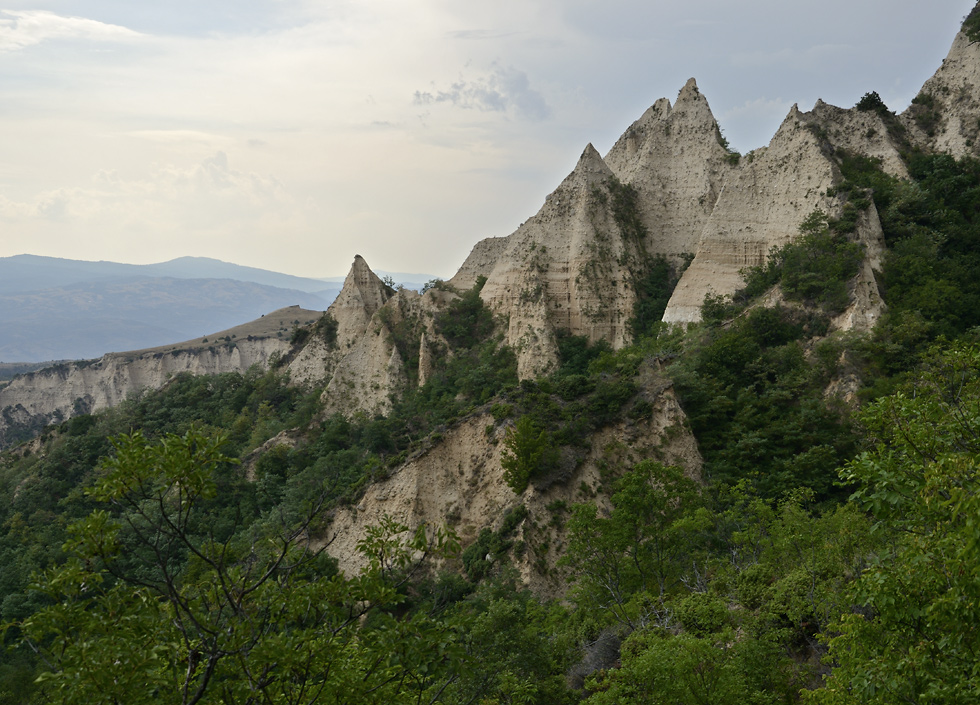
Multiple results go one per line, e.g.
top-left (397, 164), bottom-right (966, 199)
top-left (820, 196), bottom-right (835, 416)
top-left (674, 305), bottom-right (856, 501)
top-left (435, 275), bottom-right (493, 349)
top-left (737, 209), bottom-right (863, 316)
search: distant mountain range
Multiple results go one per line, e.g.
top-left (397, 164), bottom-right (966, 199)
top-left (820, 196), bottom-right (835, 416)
top-left (0, 255), bottom-right (435, 362)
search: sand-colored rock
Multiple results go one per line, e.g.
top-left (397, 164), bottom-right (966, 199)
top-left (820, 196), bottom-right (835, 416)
top-left (0, 306), bottom-right (322, 448)
top-left (450, 237), bottom-right (510, 292)
top-left (330, 255), bottom-right (394, 348)
top-left (808, 100), bottom-right (909, 179)
top-left (323, 362), bottom-right (701, 596)
top-left (448, 82), bottom-right (740, 376)
top-left (452, 145), bottom-right (641, 377)
top-left (663, 106), bottom-right (841, 322)
top-left (304, 257), bottom-right (409, 418)
top-left (903, 19), bottom-right (980, 159)
top-left (0, 335), bottom-right (292, 448)
top-left (604, 79), bottom-right (736, 261)
top-left (830, 203), bottom-right (887, 333)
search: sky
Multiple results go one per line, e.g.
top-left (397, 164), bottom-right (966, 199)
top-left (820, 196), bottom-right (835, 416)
top-left (0, 1), bottom-right (975, 279)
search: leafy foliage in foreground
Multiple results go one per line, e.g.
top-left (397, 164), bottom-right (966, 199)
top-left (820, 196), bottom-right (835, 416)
top-left (20, 429), bottom-right (462, 704)
top-left (810, 343), bottom-right (980, 705)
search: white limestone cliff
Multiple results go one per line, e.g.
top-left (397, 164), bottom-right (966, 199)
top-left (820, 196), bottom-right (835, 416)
top-left (663, 105), bottom-right (840, 322)
top-left (0, 310), bottom-right (313, 448)
top-left (454, 144), bottom-right (639, 378)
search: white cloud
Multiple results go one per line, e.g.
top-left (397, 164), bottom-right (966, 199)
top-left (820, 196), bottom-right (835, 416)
top-left (413, 64), bottom-right (551, 120)
top-left (0, 1), bottom-right (973, 277)
top-left (0, 10), bottom-right (142, 52)
top-left (0, 152), bottom-right (295, 235)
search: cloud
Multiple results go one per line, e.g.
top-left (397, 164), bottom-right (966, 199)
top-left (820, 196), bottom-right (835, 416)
top-left (0, 10), bottom-right (142, 52)
top-left (0, 151), bottom-right (291, 225)
top-left (414, 64), bottom-right (551, 120)
top-left (446, 29), bottom-right (520, 41)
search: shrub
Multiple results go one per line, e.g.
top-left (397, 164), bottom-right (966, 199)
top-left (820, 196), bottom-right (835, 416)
top-left (435, 279), bottom-right (494, 349)
top-left (501, 416), bottom-right (558, 493)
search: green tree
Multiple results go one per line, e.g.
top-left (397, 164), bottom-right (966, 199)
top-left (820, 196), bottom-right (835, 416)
top-left (810, 342), bottom-right (980, 705)
top-left (560, 461), bottom-right (704, 629)
top-left (501, 417), bottom-right (557, 494)
top-left (14, 429), bottom-right (461, 704)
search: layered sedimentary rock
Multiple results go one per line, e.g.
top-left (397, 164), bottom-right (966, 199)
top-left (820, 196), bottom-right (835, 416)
top-left (662, 98), bottom-right (896, 325)
top-left (451, 81), bottom-right (738, 376)
top-left (902, 17), bottom-right (980, 159)
top-left (807, 100), bottom-right (910, 179)
top-left (452, 144), bottom-right (639, 378)
top-left (0, 314), bottom-right (309, 448)
top-left (291, 256), bottom-right (408, 418)
top-left (663, 106), bottom-right (841, 322)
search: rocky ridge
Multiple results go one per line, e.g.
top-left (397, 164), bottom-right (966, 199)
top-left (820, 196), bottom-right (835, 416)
top-left (0, 305), bottom-right (320, 448)
top-left (902, 12), bottom-right (980, 159)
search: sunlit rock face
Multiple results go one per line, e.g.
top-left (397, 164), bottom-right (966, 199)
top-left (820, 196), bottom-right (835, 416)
top-left (902, 20), bottom-right (980, 160)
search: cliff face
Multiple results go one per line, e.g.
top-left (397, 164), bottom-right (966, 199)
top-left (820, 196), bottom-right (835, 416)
top-left (662, 101), bottom-right (894, 327)
top-left (323, 362), bottom-right (701, 595)
top-left (296, 256), bottom-right (406, 418)
top-left (0, 335), bottom-right (294, 448)
top-left (467, 144), bottom-right (642, 378)
top-left (450, 80), bottom-right (737, 376)
top-left (663, 105), bottom-right (840, 322)
top-left (903, 20), bottom-right (980, 159)
top-left (604, 79), bottom-right (735, 262)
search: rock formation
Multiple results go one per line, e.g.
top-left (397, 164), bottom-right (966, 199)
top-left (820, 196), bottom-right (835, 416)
top-left (323, 361), bottom-right (702, 594)
top-left (0, 306), bottom-right (319, 448)
top-left (902, 11), bottom-right (980, 159)
top-left (603, 78), bottom-right (736, 261)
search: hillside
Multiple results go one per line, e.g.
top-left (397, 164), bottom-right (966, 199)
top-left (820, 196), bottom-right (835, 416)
top-left (1, 8), bottom-right (979, 705)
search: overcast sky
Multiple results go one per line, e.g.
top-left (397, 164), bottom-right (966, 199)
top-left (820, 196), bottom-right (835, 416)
top-left (0, 1), bottom-right (974, 279)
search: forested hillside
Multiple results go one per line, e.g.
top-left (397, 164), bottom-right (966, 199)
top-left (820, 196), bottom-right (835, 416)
top-left (2, 10), bottom-right (980, 704)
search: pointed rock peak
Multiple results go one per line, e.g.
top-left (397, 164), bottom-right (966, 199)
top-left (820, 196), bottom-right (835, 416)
top-left (579, 143), bottom-right (603, 166)
top-left (639, 97), bottom-right (672, 123)
top-left (788, 103), bottom-right (802, 118)
top-left (677, 78), bottom-right (701, 102)
top-left (333, 254), bottom-right (390, 318)
top-left (559, 143), bottom-right (614, 187)
top-left (672, 77), bottom-right (720, 126)
top-left (349, 254), bottom-right (374, 277)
